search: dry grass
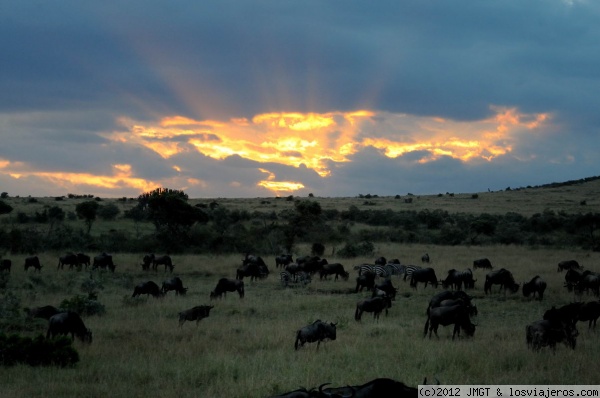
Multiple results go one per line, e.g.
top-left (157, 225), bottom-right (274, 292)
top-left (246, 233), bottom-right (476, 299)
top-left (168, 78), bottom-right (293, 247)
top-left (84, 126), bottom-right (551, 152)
top-left (1, 246), bottom-right (600, 397)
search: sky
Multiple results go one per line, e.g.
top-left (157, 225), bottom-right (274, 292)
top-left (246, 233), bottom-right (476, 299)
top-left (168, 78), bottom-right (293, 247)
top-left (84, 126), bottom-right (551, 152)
top-left (1, 1), bottom-right (599, 198)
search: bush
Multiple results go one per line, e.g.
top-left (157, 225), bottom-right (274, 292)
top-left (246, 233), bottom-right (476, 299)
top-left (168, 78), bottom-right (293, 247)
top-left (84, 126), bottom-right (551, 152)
top-left (60, 295), bottom-right (105, 316)
top-left (336, 241), bottom-right (375, 258)
top-left (0, 333), bottom-right (79, 367)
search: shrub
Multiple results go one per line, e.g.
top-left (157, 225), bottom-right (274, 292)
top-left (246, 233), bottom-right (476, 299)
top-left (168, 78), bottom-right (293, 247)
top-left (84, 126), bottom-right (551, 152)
top-left (337, 241), bottom-right (375, 258)
top-left (60, 295), bottom-right (105, 316)
top-left (0, 333), bottom-right (79, 367)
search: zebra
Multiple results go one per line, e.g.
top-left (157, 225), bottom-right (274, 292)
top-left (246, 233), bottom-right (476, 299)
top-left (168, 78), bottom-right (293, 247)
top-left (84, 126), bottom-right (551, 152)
top-left (354, 264), bottom-right (389, 278)
top-left (280, 271), bottom-right (311, 287)
top-left (399, 265), bottom-right (422, 282)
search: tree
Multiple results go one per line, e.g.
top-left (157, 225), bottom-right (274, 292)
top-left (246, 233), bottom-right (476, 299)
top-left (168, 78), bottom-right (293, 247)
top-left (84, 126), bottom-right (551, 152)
top-left (135, 188), bottom-right (208, 237)
top-left (47, 205), bottom-right (65, 234)
top-left (97, 203), bottom-right (120, 221)
top-left (76, 201), bottom-right (100, 234)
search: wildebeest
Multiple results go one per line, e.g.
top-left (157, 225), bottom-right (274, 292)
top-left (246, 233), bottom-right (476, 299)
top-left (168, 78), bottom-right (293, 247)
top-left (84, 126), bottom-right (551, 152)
top-left (46, 311), bottom-right (92, 343)
top-left (210, 278), bottom-right (244, 299)
top-left (426, 290), bottom-right (476, 317)
top-left (26, 305), bottom-right (63, 320)
top-left (421, 253), bottom-right (430, 263)
top-left (424, 304), bottom-right (476, 339)
top-left (484, 268), bottom-right (519, 294)
top-left (577, 301), bottom-right (600, 329)
top-left (178, 305), bottom-right (214, 327)
top-left (162, 277), bottom-right (187, 295)
top-left (522, 275), bottom-right (547, 300)
top-left (473, 258), bottom-right (492, 270)
top-left (242, 253), bottom-right (267, 267)
top-left (319, 263), bottom-right (349, 281)
top-left (526, 319), bottom-right (578, 351)
top-left (374, 256), bottom-right (387, 266)
top-left (237, 262), bottom-right (269, 280)
top-left (355, 296), bottom-right (392, 321)
top-left (575, 273), bottom-right (600, 296)
top-left (558, 260), bottom-right (581, 272)
top-left (142, 253), bottom-right (155, 271)
top-left (57, 253), bottom-right (79, 270)
top-left (372, 278), bottom-right (397, 300)
top-left (410, 267), bottom-right (439, 289)
top-left (268, 387), bottom-right (316, 398)
top-left (153, 254), bottom-right (174, 272)
top-left (0, 258), bottom-right (11, 272)
top-left (24, 256), bottom-right (42, 272)
top-left (564, 268), bottom-right (584, 291)
top-left (355, 271), bottom-right (376, 292)
top-left (93, 252), bottom-right (115, 272)
top-left (543, 302), bottom-right (584, 327)
top-left (298, 256), bottom-right (328, 275)
top-left (294, 319), bottom-right (337, 350)
top-left (319, 378), bottom-right (419, 398)
top-left (77, 253), bottom-right (91, 269)
top-left (275, 254), bottom-right (294, 268)
top-left (132, 281), bottom-right (163, 298)
top-left (442, 269), bottom-right (475, 290)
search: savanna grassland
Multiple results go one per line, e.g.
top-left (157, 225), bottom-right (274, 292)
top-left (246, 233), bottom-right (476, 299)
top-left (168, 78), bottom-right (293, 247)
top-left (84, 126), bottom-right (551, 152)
top-left (1, 179), bottom-right (600, 397)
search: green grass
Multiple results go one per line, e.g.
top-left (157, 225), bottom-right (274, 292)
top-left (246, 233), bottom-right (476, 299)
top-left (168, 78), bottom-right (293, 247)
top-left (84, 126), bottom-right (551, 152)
top-left (1, 246), bottom-right (600, 397)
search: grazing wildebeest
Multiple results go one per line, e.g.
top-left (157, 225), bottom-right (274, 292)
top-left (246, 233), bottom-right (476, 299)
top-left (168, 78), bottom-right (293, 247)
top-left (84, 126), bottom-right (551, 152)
top-left (0, 259), bottom-right (11, 272)
top-left (576, 301), bottom-right (600, 329)
top-left (153, 255), bottom-right (174, 272)
top-left (294, 319), bottom-right (337, 350)
top-left (57, 253), bottom-right (78, 270)
top-left (526, 319), bottom-right (578, 351)
top-left (77, 253), bottom-right (91, 269)
top-left (424, 304), bottom-right (476, 339)
top-left (319, 378), bottom-right (419, 398)
top-left (268, 387), bottom-right (315, 398)
top-left (24, 256), bottom-right (42, 272)
top-left (439, 298), bottom-right (478, 317)
top-left (576, 273), bottom-right (600, 296)
top-left (132, 281), bottom-right (163, 298)
top-left (26, 305), bottom-right (63, 320)
top-left (319, 263), bottom-right (349, 281)
top-left (298, 256), bottom-right (328, 275)
top-left (210, 278), bottom-right (244, 299)
top-left (142, 253), bottom-right (155, 271)
top-left (355, 296), bottom-right (392, 321)
top-left (242, 253), bottom-right (267, 268)
top-left (372, 278), bottom-right (397, 300)
top-left (421, 253), bottom-right (430, 263)
top-left (558, 260), bottom-right (581, 272)
top-left (275, 254), bottom-right (294, 268)
top-left (543, 302), bottom-right (584, 327)
top-left (473, 258), bottom-right (492, 270)
top-left (93, 252), bottom-right (115, 272)
top-left (410, 267), bottom-right (439, 289)
top-left (46, 311), bottom-right (92, 343)
top-left (237, 262), bottom-right (269, 280)
top-left (522, 275), bottom-right (547, 300)
top-left (442, 269), bottom-right (475, 290)
top-left (355, 271), bottom-right (376, 292)
top-left (178, 305), bottom-right (214, 327)
top-left (484, 268), bottom-right (519, 294)
top-left (162, 277), bottom-right (187, 295)
top-left (426, 290), bottom-right (476, 317)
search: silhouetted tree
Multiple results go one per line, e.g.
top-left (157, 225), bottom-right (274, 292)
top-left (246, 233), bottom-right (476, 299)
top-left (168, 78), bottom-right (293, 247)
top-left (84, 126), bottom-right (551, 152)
top-left (76, 201), bottom-right (99, 234)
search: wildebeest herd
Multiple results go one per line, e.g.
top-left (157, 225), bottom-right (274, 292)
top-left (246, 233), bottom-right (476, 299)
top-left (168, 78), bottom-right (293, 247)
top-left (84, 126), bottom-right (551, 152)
top-left (7, 251), bottom-right (600, 396)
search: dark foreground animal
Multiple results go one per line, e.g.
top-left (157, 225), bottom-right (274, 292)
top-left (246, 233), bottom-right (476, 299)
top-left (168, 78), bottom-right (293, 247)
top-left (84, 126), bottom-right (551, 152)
top-left (275, 254), bottom-right (294, 268)
top-left (319, 378), bottom-right (419, 398)
top-left (319, 263), bottom-right (349, 281)
top-left (424, 304), bottom-right (476, 339)
top-left (153, 254), bottom-right (174, 272)
top-left (93, 252), bottom-right (115, 272)
top-left (142, 253), bottom-right (155, 271)
top-left (0, 259), bottom-right (11, 272)
top-left (178, 305), bottom-right (214, 327)
top-left (24, 256), bottom-right (42, 272)
top-left (355, 296), bottom-right (392, 321)
top-left (543, 302), bottom-right (584, 327)
top-left (473, 258), bottom-right (492, 269)
top-left (26, 305), bottom-right (63, 320)
top-left (77, 253), bottom-right (91, 269)
top-left (526, 319), bottom-right (578, 351)
top-left (426, 290), bottom-right (474, 316)
top-left (558, 260), bottom-right (581, 272)
top-left (162, 277), bottom-right (187, 295)
top-left (132, 281), bottom-right (163, 298)
top-left (442, 269), bottom-right (475, 290)
top-left (372, 278), bottom-right (397, 300)
top-left (410, 267), bottom-right (439, 289)
top-left (46, 311), bottom-right (92, 343)
top-left (355, 272), bottom-right (376, 292)
top-left (484, 268), bottom-right (519, 294)
top-left (210, 278), bottom-right (244, 299)
top-left (294, 320), bottom-right (337, 350)
top-left (522, 275), bottom-right (547, 300)
top-left (57, 253), bottom-right (78, 270)
top-left (577, 301), bottom-right (600, 329)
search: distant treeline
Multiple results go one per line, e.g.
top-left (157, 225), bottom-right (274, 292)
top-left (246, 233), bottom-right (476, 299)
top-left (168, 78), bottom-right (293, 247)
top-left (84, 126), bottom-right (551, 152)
top-left (1, 201), bottom-right (598, 255)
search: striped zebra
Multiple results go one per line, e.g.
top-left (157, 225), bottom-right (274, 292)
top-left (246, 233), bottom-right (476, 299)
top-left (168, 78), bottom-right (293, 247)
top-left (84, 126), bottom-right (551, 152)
top-left (354, 264), bottom-right (391, 278)
top-left (280, 271), bottom-right (311, 287)
top-left (399, 264), bottom-right (422, 282)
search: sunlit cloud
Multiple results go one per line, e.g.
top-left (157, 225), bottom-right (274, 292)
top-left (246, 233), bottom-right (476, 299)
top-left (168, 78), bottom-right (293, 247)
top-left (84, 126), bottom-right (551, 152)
top-left (102, 107), bottom-right (550, 195)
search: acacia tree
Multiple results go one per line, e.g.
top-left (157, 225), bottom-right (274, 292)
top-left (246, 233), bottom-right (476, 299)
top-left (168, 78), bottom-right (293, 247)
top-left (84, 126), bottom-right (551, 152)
top-left (75, 201), bottom-right (99, 234)
top-left (135, 188), bottom-right (208, 244)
